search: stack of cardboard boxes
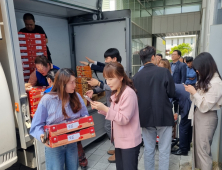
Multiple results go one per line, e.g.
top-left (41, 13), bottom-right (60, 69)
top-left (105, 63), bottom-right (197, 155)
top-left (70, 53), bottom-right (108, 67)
top-left (18, 32), bottom-right (47, 83)
top-left (76, 66), bottom-right (92, 101)
top-left (27, 86), bottom-right (46, 118)
top-left (44, 116), bottom-right (96, 148)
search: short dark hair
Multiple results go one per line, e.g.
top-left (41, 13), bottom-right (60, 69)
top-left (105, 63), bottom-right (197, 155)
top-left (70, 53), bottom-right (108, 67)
top-left (185, 56), bottom-right (193, 63)
top-left (46, 69), bottom-right (58, 82)
top-left (192, 52), bottom-right (221, 92)
top-left (173, 50), bottom-right (181, 57)
top-left (139, 46), bottom-right (156, 64)
top-left (23, 13), bottom-right (35, 22)
top-left (104, 48), bottom-right (122, 63)
top-left (34, 56), bottom-right (51, 67)
top-left (156, 53), bottom-right (163, 58)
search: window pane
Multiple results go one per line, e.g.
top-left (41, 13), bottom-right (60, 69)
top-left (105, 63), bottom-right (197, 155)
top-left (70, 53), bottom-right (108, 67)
top-left (165, 6), bottom-right (181, 15)
top-left (165, 0), bottom-right (181, 6)
top-left (183, 0), bottom-right (202, 4)
top-left (182, 4), bottom-right (201, 13)
top-left (153, 8), bottom-right (164, 16)
top-left (151, 1), bottom-right (164, 8)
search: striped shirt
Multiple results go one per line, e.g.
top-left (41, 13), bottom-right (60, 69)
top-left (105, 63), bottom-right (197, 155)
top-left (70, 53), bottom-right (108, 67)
top-left (30, 93), bottom-right (89, 142)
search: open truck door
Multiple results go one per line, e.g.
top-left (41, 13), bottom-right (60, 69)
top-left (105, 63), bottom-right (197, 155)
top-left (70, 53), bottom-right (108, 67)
top-left (1, 0), bottom-right (131, 169)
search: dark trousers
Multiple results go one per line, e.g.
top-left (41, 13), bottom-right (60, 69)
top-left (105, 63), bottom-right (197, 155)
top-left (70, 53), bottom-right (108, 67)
top-left (179, 115), bottom-right (192, 152)
top-left (115, 144), bottom-right (140, 170)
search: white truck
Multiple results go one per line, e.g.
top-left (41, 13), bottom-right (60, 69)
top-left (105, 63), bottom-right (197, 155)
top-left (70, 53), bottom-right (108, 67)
top-left (0, 0), bottom-right (132, 169)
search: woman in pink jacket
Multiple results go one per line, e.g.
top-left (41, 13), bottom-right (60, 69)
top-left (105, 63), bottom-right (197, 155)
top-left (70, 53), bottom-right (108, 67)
top-left (91, 62), bottom-right (142, 170)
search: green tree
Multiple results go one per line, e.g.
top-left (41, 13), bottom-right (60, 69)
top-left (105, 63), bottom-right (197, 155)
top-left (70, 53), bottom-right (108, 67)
top-left (170, 43), bottom-right (193, 56)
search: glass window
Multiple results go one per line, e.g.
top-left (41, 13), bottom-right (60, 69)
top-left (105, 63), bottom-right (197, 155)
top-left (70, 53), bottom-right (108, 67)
top-left (177, 39), bottom-right (179, 45)
top-left (165, 0), bottom-right (181, 6)
top-left (191, 38), bottom-right (193, 45)
top-left (183, 0), bottom-right (202, 4)
top-left (153, 8), bottom-right (164, 16)
top-left (171, 39), bottom-right (173, 46)
top-left (151, 1), bottom-right (164, 8)
top-left (183, 38), bottom-right (185, 43)
top-left (165, 6), bottom-right (181, 15)
top-left (182, 4), bottom-right (201, 13)
top-left (141, 9), bottom-right (151, 17)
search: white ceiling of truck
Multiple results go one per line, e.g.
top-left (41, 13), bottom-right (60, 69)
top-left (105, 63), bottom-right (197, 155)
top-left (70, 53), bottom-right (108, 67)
top-left (13, 0), bottom-right (96, 18)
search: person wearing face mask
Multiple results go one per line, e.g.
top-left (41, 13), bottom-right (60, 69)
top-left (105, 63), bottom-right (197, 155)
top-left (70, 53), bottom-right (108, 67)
top-left (26, 55), bottom-right (59, 89)
top-left (90, 62), bottom-right (142, 170)
top-left (30, 68), bottom-right (89, 170)
top-left (85, 48), bottom-right (122, 163)
top-left (19, 13), bottom-right (52, 63)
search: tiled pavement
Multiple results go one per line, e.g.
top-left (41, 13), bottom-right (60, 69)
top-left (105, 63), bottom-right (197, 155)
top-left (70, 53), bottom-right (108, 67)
top-left (7, 135), bottom-right (192, 170)
top-left (81, 136), bottom-right (192, 170)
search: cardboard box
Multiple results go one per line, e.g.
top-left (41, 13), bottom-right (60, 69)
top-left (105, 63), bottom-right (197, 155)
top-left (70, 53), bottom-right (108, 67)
top-left (44, 116), bottom-right (94, 136)
top-left (29, 33), bottom-right (46, 39)
top-left (21, 56), bottom-right (34, 63)
top-left (20, 45), bottom-right (31, 51)
top-left (31, 50), bottom-right (47, 57)
top-left (19, 39), bottom-right (31, 45)
top-left (29, 39), bottom-right (46, 45)
top-left (48, 127), bottom-right (96, 148)
top-left (20, 50), bottom-right (32, 57)
top-left (77, 71), bottom-right (92, 78)
top-left (22, 62), bottom-right (35, 69)
top-left (18, 32), bottom-right (30, 39)
top-left (30, 45), bottom-right (47, 51)
top-left (76, 66), bottom-right (91, 71)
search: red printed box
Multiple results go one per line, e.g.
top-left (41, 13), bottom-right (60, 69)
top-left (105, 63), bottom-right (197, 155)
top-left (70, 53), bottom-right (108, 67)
top-left (19, 39), bottom-right (31, 45)
top-left (77, 71), bottom-right (92, 78)
top-left (31, 50), bottom-right (47, 57)
top-left (29, 97), bottom-right (41, 106)
top-left (29, 39), bottom-right (46, 45)
top-left (21, 56), bottom-right (34, 63)
top-left (44, 116), bottom-right (94, 136)
top-left (18, 32), bottom-right (30, 39)
top-left (31, 45), bottom-right (47, 51)
top-left (23, 68), bottom-right (35, 75)
top-left (29, 33), bottom-right (46, 39)
top-left (20, 45), bottom-right (31, 51)
top-left (20, 50), bottom-right (32, 57)
top-left (22, 62), bottom-right (35, 69)
top-left (48, 127), bottom-right (96, 148)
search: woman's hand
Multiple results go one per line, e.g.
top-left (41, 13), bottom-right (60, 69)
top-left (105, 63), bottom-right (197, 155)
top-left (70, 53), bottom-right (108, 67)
top-left (184, 84), bottom-right (197, 95)
top-left (85, 90), bottom-right (94, 98)
top-left (87, 78), bottom-right (100, 87)
top-left (174, 113), bottom-right (178, 121)
top-left (25, 83), bottom-right (32, 90)
top-left (40, 134), bottom-right (50, 147)
top-left (91, 101), bottom-right (109, 113)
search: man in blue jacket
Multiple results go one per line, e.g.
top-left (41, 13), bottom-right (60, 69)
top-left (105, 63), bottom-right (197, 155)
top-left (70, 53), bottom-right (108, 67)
top-left (185, 56), bottom-right (197, 86)
top-left (172, 84), bottom-right (192, 156)
top-left (171, 50), bottom-right (187, 84)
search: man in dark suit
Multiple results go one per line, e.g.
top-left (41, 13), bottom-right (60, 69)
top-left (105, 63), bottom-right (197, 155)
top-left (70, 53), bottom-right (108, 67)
top-left (171, 50), bottom-right (187, 84)
top-left (172, 84), bottom-right (192, 156)
top-left (133, 46), bottom-right (175, 170)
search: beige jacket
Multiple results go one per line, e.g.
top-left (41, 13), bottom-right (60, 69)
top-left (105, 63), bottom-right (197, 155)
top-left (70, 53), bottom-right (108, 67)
top-left (188, 73), bottom-right (222, 125)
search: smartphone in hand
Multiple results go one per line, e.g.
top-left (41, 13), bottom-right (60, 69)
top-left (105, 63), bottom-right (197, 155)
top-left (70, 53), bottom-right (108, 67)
top-left (84, 95), bottom-right (93, 102)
